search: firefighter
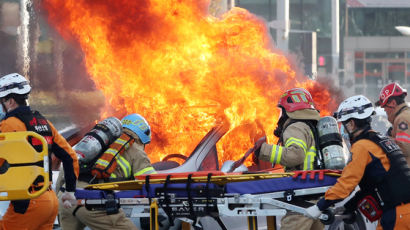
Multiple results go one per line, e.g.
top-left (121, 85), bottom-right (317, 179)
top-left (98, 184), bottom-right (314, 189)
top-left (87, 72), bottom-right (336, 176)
top-left (306, 95), bottom-right (410, 229)
top-left (253, 88), bottom-right (323, 230)
top-left (58, 113), bottom-right (157, 230)
top-left (375, 82), bottom-right (410, 166)
top-left (0, 73), bottom-right (79, 230)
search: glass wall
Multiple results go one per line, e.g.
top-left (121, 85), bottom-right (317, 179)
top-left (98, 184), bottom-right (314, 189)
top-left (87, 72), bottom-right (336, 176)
top-left (237, 0), bottom-right (345, 77)
top-left (354, 51), bottom-right (410, 101)
top-left (237, 0), bottom-right (337, 40)
top-left (348, 8), bottom-right (410, 36)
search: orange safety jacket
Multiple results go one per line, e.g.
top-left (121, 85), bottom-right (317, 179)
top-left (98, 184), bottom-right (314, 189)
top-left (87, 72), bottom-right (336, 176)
top-left (317, 129), bottom-right (410, 211)
top-left (1, 106), bottom-right (79, 188)
top-left (0, 106), bottom-right (79, 215)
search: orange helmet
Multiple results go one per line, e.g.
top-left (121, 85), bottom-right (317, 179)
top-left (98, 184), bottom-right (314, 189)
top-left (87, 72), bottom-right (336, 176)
top-left (376, 82), bottom-right (407, 107)
top-left (278, 88), bottom-right (316, 112)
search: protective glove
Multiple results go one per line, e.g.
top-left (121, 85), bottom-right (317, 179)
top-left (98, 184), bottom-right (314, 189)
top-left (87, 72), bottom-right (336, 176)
top-left (305, 205), bottom-right (322, 219)
top-left (61, 191), bottom-right (76, 208)
top-left (253, 136), bottom-right (266, 158)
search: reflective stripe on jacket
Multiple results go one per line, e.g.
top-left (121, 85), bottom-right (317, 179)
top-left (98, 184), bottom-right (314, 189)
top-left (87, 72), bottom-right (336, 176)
top-left (259, 121), bottom-right (316, 171)
top-left (134, 166), bottom-right (157, 177)
top-left (109, 140), bottom-right (157, 179)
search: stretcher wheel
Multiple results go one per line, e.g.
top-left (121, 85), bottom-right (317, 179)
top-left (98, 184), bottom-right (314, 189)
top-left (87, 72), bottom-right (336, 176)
top-left (342, 211), bottom-right (357, 225)
top-left (328, 211), bottom-right (366, 230)
top-left (320, 209), bottom-right (335, 225)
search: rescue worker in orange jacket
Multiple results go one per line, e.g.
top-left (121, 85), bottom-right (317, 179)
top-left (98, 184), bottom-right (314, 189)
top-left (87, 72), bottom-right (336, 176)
top-left (375, 82), bottom-right (410, 166)
top-left (254, 88), bottom-right (323, 230)
top-left (306, 95), bottom-right (410, 230)
top-left (58, 113), bottom-right (157, 230)
top-left (0, 73), bottom-right (79, 230)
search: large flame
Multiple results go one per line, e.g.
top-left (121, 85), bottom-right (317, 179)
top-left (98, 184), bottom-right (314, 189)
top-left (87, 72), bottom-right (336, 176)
top-left (42, 0), bottom-right (338, 166)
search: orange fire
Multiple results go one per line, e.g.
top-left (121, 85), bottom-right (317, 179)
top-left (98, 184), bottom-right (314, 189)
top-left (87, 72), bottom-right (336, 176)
top-left (42, 0), bottom-right (338, 166)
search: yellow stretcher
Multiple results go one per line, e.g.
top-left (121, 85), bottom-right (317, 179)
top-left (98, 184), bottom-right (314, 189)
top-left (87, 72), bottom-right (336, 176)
top-left (0, 131), bottom-right (49, 200)
top-left (86, 170), bottom-right (342, 190)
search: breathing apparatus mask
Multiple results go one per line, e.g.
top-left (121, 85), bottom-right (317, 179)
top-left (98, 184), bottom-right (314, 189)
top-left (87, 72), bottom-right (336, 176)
top-left (0, 98), bottom-right (6, 121)
top-left (340, 124), bottom-right (349, 140)
top-left (341, 121), bottom-right (353, 142)
top-left (0, 107), bottom-right (5, 121)
top-left (274, 107), bottom-right (288, 138)
top-left (342, 118), bottom-right (372, 143)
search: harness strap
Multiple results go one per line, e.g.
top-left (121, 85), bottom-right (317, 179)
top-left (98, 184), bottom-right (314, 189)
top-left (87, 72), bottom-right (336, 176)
top-left (86, 131), bottom-right (106, 151)
top-left (163, 175), bottom-right (174, 226)
top-left (187, 174), bottom-right (197, 222)
top-left (395, 105), bottom-right (409, 118)
top-left (72, 205), bottom-right (83, 217)
top-left (145, 175), bottom-right (151, 204)
top-left (213, 216), bottom-right (228, 230)
top-left (205, 173), bottom-right (212, 214)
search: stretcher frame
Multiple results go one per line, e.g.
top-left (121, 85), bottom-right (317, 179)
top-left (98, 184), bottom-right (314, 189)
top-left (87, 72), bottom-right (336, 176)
top-left (78, 170), bottom-right (341, 230)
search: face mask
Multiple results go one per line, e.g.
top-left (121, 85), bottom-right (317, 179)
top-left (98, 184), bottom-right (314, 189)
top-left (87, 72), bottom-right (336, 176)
top-left (340, 125), bottom-right (349, 139)
top-left (340, 124), bottom-right (351, 147)
top-left (274, 108), bottom-right (288, 138)
top-left (343, 122), bottom-right (359, 143)
top-left (0, 105), bottom-right (6, 121)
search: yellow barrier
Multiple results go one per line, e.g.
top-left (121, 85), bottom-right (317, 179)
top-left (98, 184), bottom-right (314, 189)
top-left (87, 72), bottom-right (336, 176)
top-left (0, 131), bottom-right (49, 200)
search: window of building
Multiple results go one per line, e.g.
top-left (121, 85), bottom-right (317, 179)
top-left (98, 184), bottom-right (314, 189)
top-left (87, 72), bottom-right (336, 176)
top-left (355, 51), bottom-right (364, 59)
top-left (365, 63), bottom-right (382, 77)
top-left (407, 63), bottom-right (410, 80)
top-left (366, 52), bottom-right (404, 59)
top-left (348, 8), bottom-right (410, 36)
top-left (355, 60), bottom-right (364, 83)
top-left (355, 87), bottom-right (364, 94)
top-left (354, 51), bottom-right (410, 101)
top-left (388, 62), bottom-right (405, 85)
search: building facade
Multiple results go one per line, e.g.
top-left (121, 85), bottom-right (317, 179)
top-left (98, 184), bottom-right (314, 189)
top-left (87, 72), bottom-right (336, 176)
top-left (344, 2), bottom-right (410, 100)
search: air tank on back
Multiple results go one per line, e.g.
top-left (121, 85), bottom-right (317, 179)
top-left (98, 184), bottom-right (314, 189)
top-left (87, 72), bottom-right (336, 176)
top-left (317, 116), bottom-right (347, 169)
top-left (73, 117), bottom-right (123, 163)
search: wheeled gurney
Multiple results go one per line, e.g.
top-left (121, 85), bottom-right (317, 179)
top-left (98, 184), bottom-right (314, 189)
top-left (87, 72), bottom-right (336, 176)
top-left (76, 170), bottom-right (342, 230)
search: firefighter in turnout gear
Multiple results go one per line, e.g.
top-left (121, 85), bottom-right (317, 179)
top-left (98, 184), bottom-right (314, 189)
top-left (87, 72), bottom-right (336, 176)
top-left (0, 73), bottom-right (79, 230)
top-left (306, 95), bottom-right (410, 230)
top-left (375, 82), bottom-right (410, 166)
top-left (58, 113), bottom-right (156, 230)
top-left (253, 88), bottom-right (323, 230)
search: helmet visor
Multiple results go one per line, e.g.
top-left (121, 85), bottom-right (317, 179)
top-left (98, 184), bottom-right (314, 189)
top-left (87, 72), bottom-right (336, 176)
top-left (336, 103), bottom-right (373, 120)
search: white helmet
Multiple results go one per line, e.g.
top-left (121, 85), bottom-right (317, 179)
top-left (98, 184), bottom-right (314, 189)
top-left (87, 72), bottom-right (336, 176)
top-left (336, 95), bottom-right (374, 122)
top-left (0, 73), bottom-right (31, 98)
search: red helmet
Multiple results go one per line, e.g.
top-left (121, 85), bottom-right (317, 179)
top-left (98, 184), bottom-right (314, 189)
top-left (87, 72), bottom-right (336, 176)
top-left (278, 88), bottom-right (316, 112)
top-left (376, 82), bottom-right (407, 107)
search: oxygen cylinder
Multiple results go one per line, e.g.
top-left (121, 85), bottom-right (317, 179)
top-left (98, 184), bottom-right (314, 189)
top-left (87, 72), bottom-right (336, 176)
top-left (317, 116), bottom-right (347, 169)
top-left (73, 117), bottom-right (123, 163)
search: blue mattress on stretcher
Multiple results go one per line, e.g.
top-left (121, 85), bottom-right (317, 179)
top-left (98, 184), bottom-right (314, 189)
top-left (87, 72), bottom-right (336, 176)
top-left (75, 174), bottom-right (338, 199)
top-left (225, 174), bottom-right (337, 194)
